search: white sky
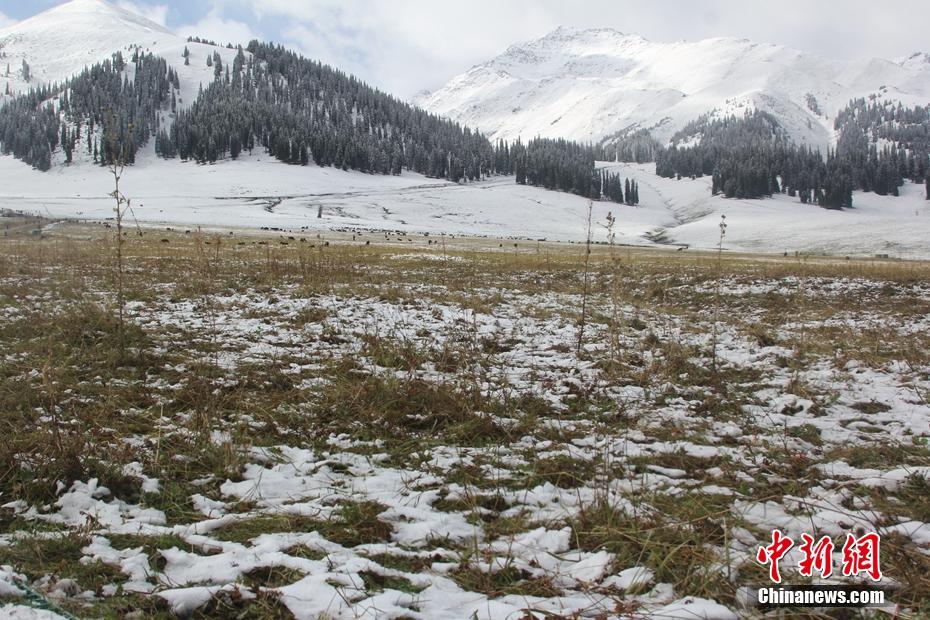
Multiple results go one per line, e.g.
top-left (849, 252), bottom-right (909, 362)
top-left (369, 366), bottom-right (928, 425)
top-left (3, 0), bottom-right (930, 98)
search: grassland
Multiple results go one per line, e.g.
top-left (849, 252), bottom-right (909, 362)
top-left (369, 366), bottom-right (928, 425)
top-left (1, 214), bottom-right (928, 619)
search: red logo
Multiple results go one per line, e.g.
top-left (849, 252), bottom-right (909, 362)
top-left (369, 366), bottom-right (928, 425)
top-left (798, 534), bottom-right (835, 578)
top-left (756, 529), bottom-right (794, 583)
top-left (756, 531), bottom-right (882, 583)
top-left (841, 533), bottom-right (882, 582)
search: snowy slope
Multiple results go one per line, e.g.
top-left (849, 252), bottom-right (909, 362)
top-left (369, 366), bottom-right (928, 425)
top-left (0, 147), bottom-right (651, 244)
top-left (0, 0), bottom-right (245, 107)
top-left (3, 148), bottom-right (928, 259)
top-left (417, 27), bottom-right (930, 149)
top-left (597, 162), bottom-right (930, 258)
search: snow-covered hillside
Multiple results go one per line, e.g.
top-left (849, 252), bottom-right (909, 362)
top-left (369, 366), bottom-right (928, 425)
top-left (0, 0), bottom-right (245, 107)
top-left (417, 27), bottom-right (930, 149)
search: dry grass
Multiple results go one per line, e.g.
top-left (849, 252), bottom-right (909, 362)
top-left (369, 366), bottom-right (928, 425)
top-left (1, 216), bottom-right (928, 617)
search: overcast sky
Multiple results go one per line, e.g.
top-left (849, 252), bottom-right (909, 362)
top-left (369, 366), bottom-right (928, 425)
top-left (2, 0), bottom-right (929, 98)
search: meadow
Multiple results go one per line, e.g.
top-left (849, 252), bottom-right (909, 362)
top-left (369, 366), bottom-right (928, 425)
top-left (1, 213), bottom-right (928, 619)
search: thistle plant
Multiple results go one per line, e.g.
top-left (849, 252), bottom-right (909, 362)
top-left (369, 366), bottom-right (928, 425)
top-left (711, 214), bottom-right (727, 375)
top-left (605, 211), bottom-right (620, 364)
top-left (577, 200), bottom-right (593, 355)
top-left (108, 132), bottom-right (134, 359)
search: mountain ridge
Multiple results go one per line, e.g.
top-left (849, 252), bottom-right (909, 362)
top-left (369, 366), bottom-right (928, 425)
top-left (417, 27), bottom-right (930, 150)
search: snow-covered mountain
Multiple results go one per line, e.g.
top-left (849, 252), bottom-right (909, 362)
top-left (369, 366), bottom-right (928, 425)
top-left (417, 27), bottom-right (930, 149)
top-left (0, 0), bottom-right (243, 107)
top-left (0, 1), bottom-right (927, 260)
top-left (0, 0), bottom-right (173, 89)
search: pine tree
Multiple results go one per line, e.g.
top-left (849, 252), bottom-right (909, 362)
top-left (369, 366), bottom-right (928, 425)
top-left (21, 59), bottom-right (30, 82)
top-left (0, 40), bottom-right (616, 193)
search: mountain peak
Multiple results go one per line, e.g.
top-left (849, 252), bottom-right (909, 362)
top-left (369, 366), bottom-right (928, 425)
top-left (50, 0), bottom-right (121, 11)
top-left (545, 26), bottom-right (628, 38)
top-left (489, 27), bottom-right (650, 72)
top-left (0, 0), bottom-right (181, 95)
top-left (526, 26), bottom-right (646, 50)
top-left (11, 0), bottom-right (173, 36)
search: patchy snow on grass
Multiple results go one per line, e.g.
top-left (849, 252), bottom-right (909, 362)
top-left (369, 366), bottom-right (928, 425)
top-left (1, 236), bottom-right (929, 617)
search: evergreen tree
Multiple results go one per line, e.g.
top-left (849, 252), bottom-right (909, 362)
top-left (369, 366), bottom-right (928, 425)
top-left (605, 173), bottom-right (623, 203)
top-left (514, 142), bottom-right (526, 184)
top-left (162, 41), bottom-right (497, 176)
top-left (654, 104), bottom-right (930, 209)
top-left (502, 137), bottom-right (622, 201)
top-left (0, 52), bottom-right (172, 169)
top-left (597, 128), bottom-right (661, 163)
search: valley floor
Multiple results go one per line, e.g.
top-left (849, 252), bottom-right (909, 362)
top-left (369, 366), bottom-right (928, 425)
top-left (0, 220), bottom-right (928, 618)
top-left (1, 153), bottom-right (929, 259)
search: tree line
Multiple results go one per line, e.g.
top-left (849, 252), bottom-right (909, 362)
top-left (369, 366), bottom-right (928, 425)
top-left (158, 42), bottom-right (496, 182)
top-left (488, 137), bottom-right (639, 203)
top-left (834, 97), bottom-right (930, 194)
top-left (0, 41), bottom-right (640, 207)
top-left (655, 102), bottom-right (930, 209)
